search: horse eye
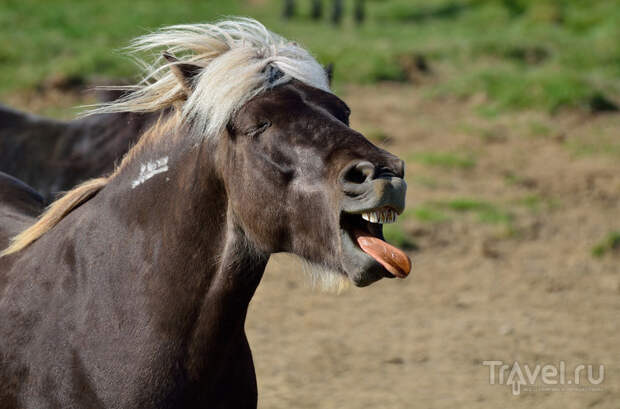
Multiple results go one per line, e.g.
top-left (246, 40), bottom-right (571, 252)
top-left (246, 120), bottom-right (271, 137)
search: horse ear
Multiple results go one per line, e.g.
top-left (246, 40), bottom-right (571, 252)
top-left (162, 52), bottom-right (202, 95)
top-left (265, 64), bottom-right (285, 85)
top-left (324, 63), bottom-right (334, 87)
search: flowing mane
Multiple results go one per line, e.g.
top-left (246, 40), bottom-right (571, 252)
top-left (1, 18), bottom-right (330, 256)
top-left (90, 17), bottom-right (330, 140)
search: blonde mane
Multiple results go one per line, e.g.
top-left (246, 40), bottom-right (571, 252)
top-left (2, 18), bottom-right (330, 256)
top-left (89, 17), bottom-right (330, 140)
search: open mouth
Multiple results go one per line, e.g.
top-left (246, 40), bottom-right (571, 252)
top-left (340, 206), bottom-right (412, 279)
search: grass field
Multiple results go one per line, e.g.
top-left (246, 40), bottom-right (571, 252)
top-left (1, 0), bottom-right (619, 113)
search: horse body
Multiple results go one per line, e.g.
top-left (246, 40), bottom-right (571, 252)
top-left (0, 173), bottom-right (44, 249)
top-left (0, 111), bottom-right (261, 408)
top-left (0, 19), bottom-right (410, 408)
top-left (0, 105), bottom-right (157, 202)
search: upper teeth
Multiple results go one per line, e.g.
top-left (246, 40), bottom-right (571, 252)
top-left (361, 207), bottom-right (398, 224)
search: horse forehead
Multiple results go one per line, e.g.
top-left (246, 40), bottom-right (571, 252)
top-left (289, 82), bottom-right (350, 119)
top-left (249, 81), bottom-right (350, 122)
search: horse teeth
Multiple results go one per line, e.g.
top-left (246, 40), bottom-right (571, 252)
top-left (360, 208), bottom-right (399, 224)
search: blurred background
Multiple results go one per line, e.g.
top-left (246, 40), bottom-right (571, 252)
top-left (1, 0), bottom-right (619, 407)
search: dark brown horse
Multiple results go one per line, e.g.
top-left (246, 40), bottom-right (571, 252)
top-left (0, 172), bottom-right (45, 250)
top-left (0, 19), bottom-right (410, 408)
top-left (0, 103), bottom-right (158, 203)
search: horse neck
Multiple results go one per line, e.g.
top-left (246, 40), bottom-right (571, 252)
top-left (100, 124), bottom-right (268, 368)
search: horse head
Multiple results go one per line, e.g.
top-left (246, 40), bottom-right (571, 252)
top-left (151, 22), bottom-right (411, 288)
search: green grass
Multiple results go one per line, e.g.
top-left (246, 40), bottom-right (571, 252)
top-left (409, 152), bottom-right (476, 169)
top-left (512, 193), bottom-right (561, 212)
top-left (503, 171), bottom-right (532, 186)
top-left (0, 0), bottom-right (618, 113)
top-left (567, 136), bottom-right (620, 158)
top-left (401, 206), bottom-right (449, 223)
top-left (528, 121), bottom-right (552, 137)
top-left (0, 0), bottom-right (241, 93)
top-left (433, 65), bottom-right (608, 113)
top-left (412, 206), bottom-right (450, 223)
top-left (592, 231), bottom-right (620, 258)
top-left (403, 198), bottom-right (514, 227)
top-left (406, 194), bottom-right (564, 232)
top-left (263, 0), bottom-right (620, 113)
top-left (515, 194), bottom-right (542, 211)
top-left (437, 198), bottom-right (513, 225)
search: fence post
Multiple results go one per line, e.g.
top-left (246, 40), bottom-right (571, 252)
top-left (283, 0), bottom-right (295, 19)
top-left (354, 0), bottom-right (365, 24)
top-left (311, 0), bottom-right (323, 19)
top-left (331, 0), bottom-right (343, 25)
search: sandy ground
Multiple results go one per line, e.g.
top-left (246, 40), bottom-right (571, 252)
top-left (7, 83), bottom-right (620, 408)
top-left (246, 84), bottom-right (620, 408)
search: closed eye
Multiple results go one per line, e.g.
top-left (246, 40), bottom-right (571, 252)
top-left (245, 120), bottom-right (272, 137)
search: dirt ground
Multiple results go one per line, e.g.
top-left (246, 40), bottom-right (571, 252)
top-left (8, 83), bottom-right (620, 408)
top-left (247, 84), bottom-right (620, 408)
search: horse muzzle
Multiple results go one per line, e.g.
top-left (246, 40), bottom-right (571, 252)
top-left (340, 160), bottom-right (407, 215)
top-left (338, 160), bottom-right (411, 287)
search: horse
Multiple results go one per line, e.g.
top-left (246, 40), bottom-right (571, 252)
top-left (0, 172), bottom-right (45, 251)
top-left (0, 18), bottom-right (410, 408)
top-left (0, 76), bottom-right (338, 205)
top-left (0, 103), bottom-right (159, 203)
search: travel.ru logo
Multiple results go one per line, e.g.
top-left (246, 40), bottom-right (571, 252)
top-left (482, 360), bottom-right (605, 395)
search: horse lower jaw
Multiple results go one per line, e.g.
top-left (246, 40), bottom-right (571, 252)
top-left (339, 211), bottom-right (410, 287)
top-left (339, 227), bottom-right (391, 287)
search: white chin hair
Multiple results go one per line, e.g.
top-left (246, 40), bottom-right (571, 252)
top-left (271, 253), bottom-right (350, 294)
top-left (300, 259), bottom-right (350, 294)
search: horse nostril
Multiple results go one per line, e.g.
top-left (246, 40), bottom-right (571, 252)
top-left (342, 161), bottom-right (375, 185)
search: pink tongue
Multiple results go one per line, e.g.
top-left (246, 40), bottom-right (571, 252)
top-left (354, 230), bottom-right (411, 278)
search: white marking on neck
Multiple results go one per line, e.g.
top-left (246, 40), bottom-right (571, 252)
top-left (131, 157), bottom-right (169, 188)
